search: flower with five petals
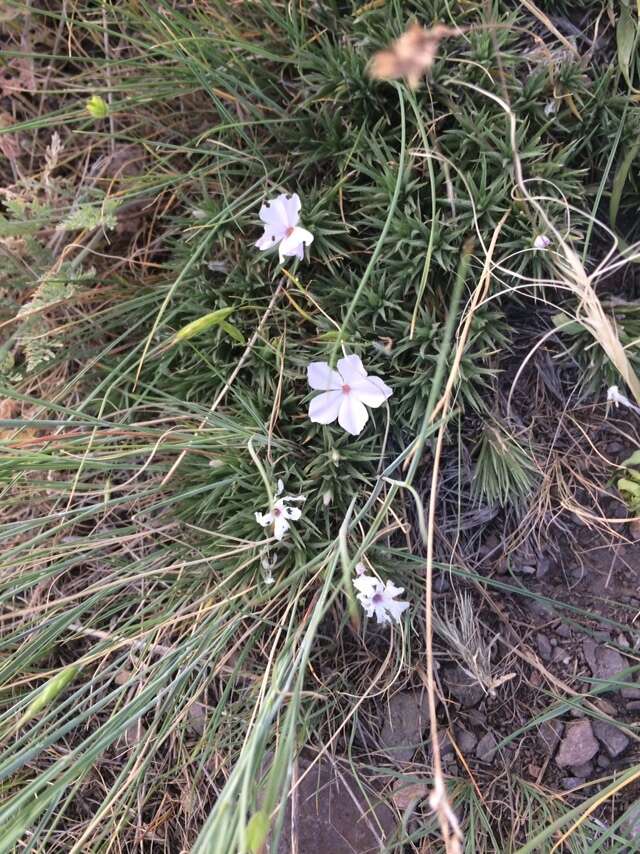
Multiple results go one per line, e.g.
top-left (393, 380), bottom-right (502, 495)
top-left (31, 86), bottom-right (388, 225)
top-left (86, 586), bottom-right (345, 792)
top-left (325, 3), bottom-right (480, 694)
top-left (307, 354), bottom-right (392, 436)
top-left (353, 572), bottom-right (409, 624)
top-left (255, 192), bottom-right (313, 263)
top-left (255, 480), bottom-right (305, 541)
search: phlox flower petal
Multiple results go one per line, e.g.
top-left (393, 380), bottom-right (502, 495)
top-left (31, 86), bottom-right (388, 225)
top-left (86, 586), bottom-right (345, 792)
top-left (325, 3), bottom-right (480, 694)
top-left (278, 226), bottom-right (314, 262)
top-left (337, 354), bottom-right (368, 384)
top-left (308, 362), bottom-right (342, 391)
top-left (338, 395), bottom-right (369, 435)
top-left (309, 390), bottom-right (343, 424)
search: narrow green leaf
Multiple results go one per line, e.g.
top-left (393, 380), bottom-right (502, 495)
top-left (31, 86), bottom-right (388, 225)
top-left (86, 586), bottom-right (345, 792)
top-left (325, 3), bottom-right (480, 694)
top-left (551, 312), bottom-right (582, 335)
top-left (220, 320), bottom-right (245, 344)
top-left (617, 1), bottom-right (637, 88)
top-left (245, 810), bottom-right (269, 853)
top-left (174, 307), bottom-right (236, 342)
top-left (20, 665), bottom-right (80, 725)
top-left (610, 138), bottom-right (640, 228)
top-left (316, 330), bottom-right (344, 342)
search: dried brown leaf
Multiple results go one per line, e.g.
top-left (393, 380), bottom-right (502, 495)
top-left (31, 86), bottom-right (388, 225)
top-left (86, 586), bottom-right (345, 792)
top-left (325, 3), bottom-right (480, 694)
top-left (368, 22), bottom-right (458, 89)
top-left (392, 779), bottom-right (430, 810)
top-left (0, 112), bottom-right (20, 161)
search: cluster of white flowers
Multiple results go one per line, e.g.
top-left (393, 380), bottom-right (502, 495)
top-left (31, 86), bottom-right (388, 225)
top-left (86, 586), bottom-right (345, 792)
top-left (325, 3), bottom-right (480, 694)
top-left (252, 192), bottom-right (404, 623)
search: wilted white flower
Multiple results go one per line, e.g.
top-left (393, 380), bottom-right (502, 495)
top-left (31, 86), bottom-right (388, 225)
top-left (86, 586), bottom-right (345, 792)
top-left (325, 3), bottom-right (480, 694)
top-left (353, 572), bottom-right (409, 625)
top-left (307, 354), bottom-right (393, 436)
top-left (255, 192), bottom-right (313, 263)
top-left (260, 548), bottom-right (277, 585)
top-left (544, 100), bottom-right (558, 116)
top-left (607, 385), bottom-right (640, 415)
top-left (533, 234), bottom-right (551, 250)
top-left (255, 479), bottom-right (305, 541)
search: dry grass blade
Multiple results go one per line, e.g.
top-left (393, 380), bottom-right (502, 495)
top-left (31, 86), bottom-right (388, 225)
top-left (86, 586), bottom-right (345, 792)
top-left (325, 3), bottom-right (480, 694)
top-left (557, 245), bottom-right (640, 404)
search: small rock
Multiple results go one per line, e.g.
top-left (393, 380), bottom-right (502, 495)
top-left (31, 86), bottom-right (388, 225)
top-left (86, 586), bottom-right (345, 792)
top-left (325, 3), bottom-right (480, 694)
top-left (114, 668), bottom-right (133, 686)
top-left (552, 646), bottom-right (570, 664)
top-left (455, 728), bottom-right (477, 754)
top-left (538, 720), bottom-right (564, 755)
top-left (570, 761), bottom-right (593, 778)
top-left (536, 633), bottom-right (552, 661)
top-left (597, 754), bottom-right (611, 769)
top-left (529, 602), bottom-right (555, 625)
top-left (392, 780), bottom-right (429, 811)
top-left (436, 730), bottom-right (454, 757)
top-left (626, 700), bottom-right (640, 711)
top-left (118, 719), bottom-right (146, 748)
top-left (583, 641), bottom-right (634, 694)
top-left (556, 623), bottom-right (571, 639)
top-left (621, 679), bottom-right (640, 700)
top-left (617, 633), bottom-right (630, 649)
top-left (582, 638), bottom-right (598, 671)
top-left (444, 666), bottom-right (484, 708)
top-left (594, 698), bottom-right (617, 716)
top-left (265, 758), bottom-right (395, 853)
top-left (466, 708), bottom-right (487, 727)
top-left (517, 564), bottom-right (536, 575)
top-left (536, 555), bottom-right (551, 579)
top-left (561, 777), bottom-right (584, 791)
top-left (592, 720), bottom-right (630, 758)
top-left (556, 720), bottom-right (599, 768)
top-left (380, 691), bottom-right (428, 763)
top-left (433, 573), bottom-right (450, 593)
top-left (476, 732), bottom-right (498, 763)
top-left (187, 702), bottom-right (207, 736)
top-left (530, 670), bottom-right (542, 688)
top-left (442, 752), bottom-right (458, 771)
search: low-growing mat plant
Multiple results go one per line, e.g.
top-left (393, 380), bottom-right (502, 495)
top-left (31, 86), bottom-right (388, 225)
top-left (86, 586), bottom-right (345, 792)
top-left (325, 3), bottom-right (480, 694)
top-left (2, 0), bottom-right (640, 851)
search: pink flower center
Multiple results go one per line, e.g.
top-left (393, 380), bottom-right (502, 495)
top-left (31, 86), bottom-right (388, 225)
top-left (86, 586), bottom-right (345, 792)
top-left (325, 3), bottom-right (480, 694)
top-left (285, 226), bottom-right (294, 237)
top-left (372, 592), bottom-right (384, 604)
top-left (342, 384), bottom-right (351, 395)
top-left (273, 507), bottom-right (282, 517)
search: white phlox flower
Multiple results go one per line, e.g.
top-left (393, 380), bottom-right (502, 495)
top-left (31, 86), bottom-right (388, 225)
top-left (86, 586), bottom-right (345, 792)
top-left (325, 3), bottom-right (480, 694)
top-left (533, 234), bottom-right (551, 249)
top-left (255, 192), bottom-right (313, 263)
top-left (307, 354), bottom-right (393, 436)
top-left (255, 479), bottom-right (305, 541)
top-left (607, 385), bottom-right (640, 415)
top-left (353, 572), bottom-right (409, 625)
